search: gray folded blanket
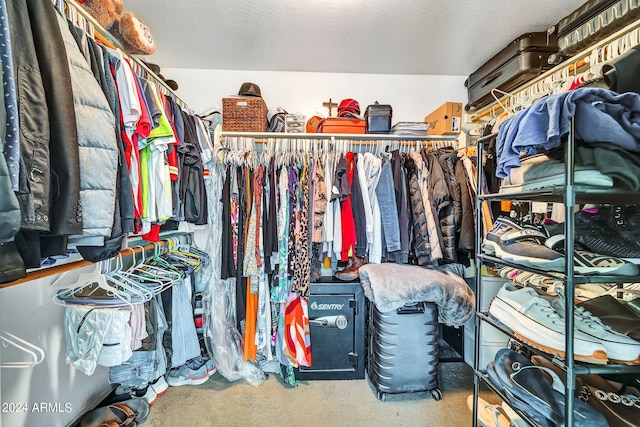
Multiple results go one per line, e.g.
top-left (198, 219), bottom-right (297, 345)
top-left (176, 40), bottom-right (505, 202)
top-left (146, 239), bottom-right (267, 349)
top-left (358, 263), bottom-right (475, 327)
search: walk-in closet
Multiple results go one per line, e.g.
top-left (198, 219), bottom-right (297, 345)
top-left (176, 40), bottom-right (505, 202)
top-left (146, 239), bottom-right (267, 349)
top-left (2, 1), bottom-right (640, 426)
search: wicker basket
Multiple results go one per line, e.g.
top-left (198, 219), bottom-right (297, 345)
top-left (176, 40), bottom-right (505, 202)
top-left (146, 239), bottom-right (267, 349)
top-left (222, 96), bottom-right (268, 132)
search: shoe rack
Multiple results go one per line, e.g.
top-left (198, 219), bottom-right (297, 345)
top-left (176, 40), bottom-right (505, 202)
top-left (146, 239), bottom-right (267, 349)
top-left (471, 117), bottom-right (640, 427)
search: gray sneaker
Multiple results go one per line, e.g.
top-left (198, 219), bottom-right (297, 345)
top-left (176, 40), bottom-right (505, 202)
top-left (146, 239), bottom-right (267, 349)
top-left (549, 289), bottom-right (640, 363)
top-left (166, 363), bottom-right (209, 387)
top-left (482, 217), bottom-right (565, 271)
top-left (488, 283), bottom-right (607, 364)
top-left (186, 356), bottom-right (216, 377)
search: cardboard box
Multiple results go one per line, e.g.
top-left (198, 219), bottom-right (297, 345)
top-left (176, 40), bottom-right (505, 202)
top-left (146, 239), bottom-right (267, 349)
top-left (424, 102), bottom-right (462, 135)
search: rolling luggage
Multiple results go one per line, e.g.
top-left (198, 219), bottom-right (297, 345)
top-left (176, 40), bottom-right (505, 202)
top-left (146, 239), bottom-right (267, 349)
top-left (554, 0), bottom-right (640, 57)
top-left (367, 301), bottom-right (442, 401)
top-left (464, 32), bottom-right (558, 112)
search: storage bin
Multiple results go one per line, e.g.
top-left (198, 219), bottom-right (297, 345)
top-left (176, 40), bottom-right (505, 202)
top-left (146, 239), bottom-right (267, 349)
top-left (364, 103), bottom-right (392, 134)
top-left (222, 96), bottom-right (268, 132)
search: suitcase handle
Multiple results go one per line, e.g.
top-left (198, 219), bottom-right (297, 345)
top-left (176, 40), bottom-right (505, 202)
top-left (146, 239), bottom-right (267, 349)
top-left (481, 71), bottom-right (503, 87)
top-left (396, 303), bottom-right (426, 314)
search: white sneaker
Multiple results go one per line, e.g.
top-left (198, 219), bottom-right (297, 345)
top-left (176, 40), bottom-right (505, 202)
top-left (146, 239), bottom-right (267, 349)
top-left (488, 283), bottom-right (608, 364)
top-left (550, 290), bottom-right (640, 363)
top-left (137, 386), bottom-right (157, 406)
top-left (150, 376), bottom-right (169, 397)
top-left (115, 384), bottom-right (157, 406)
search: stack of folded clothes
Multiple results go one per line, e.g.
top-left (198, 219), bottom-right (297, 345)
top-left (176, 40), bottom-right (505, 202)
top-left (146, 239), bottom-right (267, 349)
top-left (494, 88), bottom-right (640, 194)
top-left (390, 121), bottom-right (430, 136)
top-left (495, 88), bottom-right (640, 183)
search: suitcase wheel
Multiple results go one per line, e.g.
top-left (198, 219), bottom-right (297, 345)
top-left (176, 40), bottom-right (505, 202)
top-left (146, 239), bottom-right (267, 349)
top-left (430, 388), bottom-right (443, 401)
top-left (376, 390), bottom-right (387, 402)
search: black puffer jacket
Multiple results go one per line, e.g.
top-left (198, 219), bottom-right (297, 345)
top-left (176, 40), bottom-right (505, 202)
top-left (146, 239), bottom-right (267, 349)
top-left (455, 159), bottom-right (475, 253)
top-left (405, 156), bottom-right (432, 265)
top-left (437, 148), bottom-right (462, 233)
top-left (422, 150), bottom-right (456, 262)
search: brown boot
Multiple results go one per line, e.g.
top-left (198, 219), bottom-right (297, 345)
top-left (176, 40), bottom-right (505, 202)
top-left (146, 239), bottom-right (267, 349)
top-left (335, 256), bottom-right (368, 281)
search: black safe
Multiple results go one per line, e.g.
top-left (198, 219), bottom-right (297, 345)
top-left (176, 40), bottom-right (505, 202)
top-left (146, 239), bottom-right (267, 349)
top-left (294, 278), bottom-right (365, 380)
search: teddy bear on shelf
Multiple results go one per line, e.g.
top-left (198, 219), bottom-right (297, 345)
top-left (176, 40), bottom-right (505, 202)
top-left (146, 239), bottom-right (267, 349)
top-left (77, 0), bottom-right (156, 56)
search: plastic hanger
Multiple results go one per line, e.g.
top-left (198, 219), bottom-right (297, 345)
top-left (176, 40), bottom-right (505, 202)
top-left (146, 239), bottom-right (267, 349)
top-left (107, 250), bottom-right (161, 299)
top-left (0, 331), bottom-right (45, 369)
top-left (53, 261), bottom-right (135, 308)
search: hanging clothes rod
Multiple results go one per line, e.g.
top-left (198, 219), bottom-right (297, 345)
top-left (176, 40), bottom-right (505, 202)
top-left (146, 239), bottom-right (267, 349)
top-left (220, 131), bottom-right (459, 141)
top-left (59, 0), bottom-right (191, 112)
top-left (117, 233), bottom-right (194, 270)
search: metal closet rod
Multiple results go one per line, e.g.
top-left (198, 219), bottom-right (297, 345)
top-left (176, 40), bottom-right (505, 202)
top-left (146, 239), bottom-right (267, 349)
top-left (121, 232), bottom-right (193, 266)
top-left (220, 131), bottom-right (459, 142)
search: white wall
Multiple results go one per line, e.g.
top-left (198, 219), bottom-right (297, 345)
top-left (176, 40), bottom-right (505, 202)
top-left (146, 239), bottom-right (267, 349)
top-left (0, 267), bottom-right (112, 427)
top-left (163, 68), bottom-right (467, 123)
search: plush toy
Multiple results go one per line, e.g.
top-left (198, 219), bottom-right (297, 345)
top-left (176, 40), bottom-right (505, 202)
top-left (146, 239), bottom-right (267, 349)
top-left (78, 0), bottom-right (156, 56)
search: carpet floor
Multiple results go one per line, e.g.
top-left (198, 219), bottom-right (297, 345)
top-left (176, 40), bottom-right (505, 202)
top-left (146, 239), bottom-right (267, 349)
top-left (145, 362), bottom-right (495, 427)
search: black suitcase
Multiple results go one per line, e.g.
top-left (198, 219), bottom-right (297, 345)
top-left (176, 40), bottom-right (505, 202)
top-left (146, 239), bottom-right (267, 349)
top-left (555, 0), bottom-right (640, 57)
top-left (364, 102), bottom-right (393, 134)
top-left (464, 32), bottom-right (557, 112)
top-left (367, 301), bottom-right (442, 401)
top-left (294, 279), bottom-right (366, 380)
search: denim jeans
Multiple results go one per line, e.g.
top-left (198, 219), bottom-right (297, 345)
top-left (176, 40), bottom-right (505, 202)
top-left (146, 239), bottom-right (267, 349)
top-left (375, 159), bottom-right (401, 253)
top-left (109, 298), bottom-right (167, 389)
top-left (169, 278), bottom-right (200, 368)
top-left (109, 349), bottom-right (159, 390)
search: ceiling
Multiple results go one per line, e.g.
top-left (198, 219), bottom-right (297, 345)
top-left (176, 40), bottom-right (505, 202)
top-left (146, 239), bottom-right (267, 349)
top-left (127, 0), bottom-right (586, 76)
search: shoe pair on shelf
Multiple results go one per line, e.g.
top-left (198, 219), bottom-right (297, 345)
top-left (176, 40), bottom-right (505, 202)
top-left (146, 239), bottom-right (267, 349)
top-left (544, 208), bottom-right (640, 264)
top-left (482, 216), bottom-right (639, 276)
top-left (530, 355), bottom-right (640, 427)
top-left (486, 348), bottom-right (609, 427)
top-left (488, 283), bottom-right (640, 364)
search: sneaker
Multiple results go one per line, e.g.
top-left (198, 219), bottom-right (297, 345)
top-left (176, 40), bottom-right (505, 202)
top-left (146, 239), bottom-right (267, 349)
top-left (548, 289), bottom-right (640, 363)
top-left (482, 216), bottom-right (565, 271)
top-left (488, 283), bottom-right (608, 364)
top-left (114, 385), bottom-right (157, 406)
top-left (150, 376), bottom-right (169, 397)
top-left (604, 205), bottom-right (640, 247)
top-left (568, 210), bottom-right (640, 263)
top-left (186, 356), bottom-right (217, 377)
top-left (541, 219), bottom-right (640, 276)
top-left (166, 363), bottom-right (209, 387)
top-left (205, 358), bottom-right (217, 376)
top-left (578, 295), bottom-right (640, 343)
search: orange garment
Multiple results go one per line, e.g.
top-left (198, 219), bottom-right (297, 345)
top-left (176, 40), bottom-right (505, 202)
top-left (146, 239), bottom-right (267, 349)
top-left (243, 278), bottom-right (258, 362)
